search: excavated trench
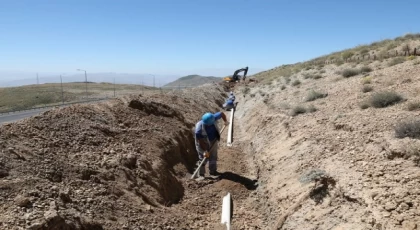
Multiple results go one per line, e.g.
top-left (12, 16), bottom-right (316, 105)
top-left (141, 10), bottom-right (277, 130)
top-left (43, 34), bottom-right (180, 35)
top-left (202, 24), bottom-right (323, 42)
top-left (0, 84), bottom-right (266, 229)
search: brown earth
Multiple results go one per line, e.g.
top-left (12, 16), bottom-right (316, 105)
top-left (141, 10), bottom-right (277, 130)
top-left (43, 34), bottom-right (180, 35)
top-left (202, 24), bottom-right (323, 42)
top-left (2, 51), bottom-right (420, 230)
top-left (0, 83), bottom-right (264, 229)
top-left (236, 57), bottom-right (420, 229)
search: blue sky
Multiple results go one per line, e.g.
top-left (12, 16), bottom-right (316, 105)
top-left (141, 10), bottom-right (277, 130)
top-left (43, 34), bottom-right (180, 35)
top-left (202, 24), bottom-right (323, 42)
top-left (0, 0), bottom-right (419, 84)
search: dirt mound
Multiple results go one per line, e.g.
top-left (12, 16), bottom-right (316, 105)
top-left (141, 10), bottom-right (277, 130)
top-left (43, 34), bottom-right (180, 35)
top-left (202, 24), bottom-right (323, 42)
top-left (0, 84), bottom-right (230, 229)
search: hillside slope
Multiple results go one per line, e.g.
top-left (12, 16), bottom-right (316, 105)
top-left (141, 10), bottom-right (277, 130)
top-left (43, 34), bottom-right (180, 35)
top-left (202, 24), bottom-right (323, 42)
top-left (163, 75), bottom-right (221, 88)
top-left (235, 33), bottom-right (420, 229)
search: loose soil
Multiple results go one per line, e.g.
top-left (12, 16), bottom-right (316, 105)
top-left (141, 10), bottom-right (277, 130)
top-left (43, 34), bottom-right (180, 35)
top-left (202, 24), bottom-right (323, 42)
top-left (0, 84), bottom-right (262, 229)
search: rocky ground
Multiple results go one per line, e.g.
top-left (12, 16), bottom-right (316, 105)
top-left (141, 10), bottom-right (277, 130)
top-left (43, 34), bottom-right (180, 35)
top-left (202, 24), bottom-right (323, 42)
top-left (0, 83), bottom-right (263, 229)
top-left (2, 55), bottom-right (420, 230)
top-left (236, 57), bottom-right (420, 229)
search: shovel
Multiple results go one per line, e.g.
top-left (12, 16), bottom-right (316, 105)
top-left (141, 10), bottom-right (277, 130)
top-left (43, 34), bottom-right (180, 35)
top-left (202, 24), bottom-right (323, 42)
top-left (191, 125), bottom-right (227, 179)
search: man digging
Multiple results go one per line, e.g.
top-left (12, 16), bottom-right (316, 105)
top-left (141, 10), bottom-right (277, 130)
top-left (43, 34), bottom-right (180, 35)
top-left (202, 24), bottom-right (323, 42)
top-left (194, 112), bottom-right (229, 179)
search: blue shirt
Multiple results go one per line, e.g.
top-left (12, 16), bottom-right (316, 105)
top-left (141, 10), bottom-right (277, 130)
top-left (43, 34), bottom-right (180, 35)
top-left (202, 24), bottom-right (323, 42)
top-left (195, 112), bottom-right (222, 142)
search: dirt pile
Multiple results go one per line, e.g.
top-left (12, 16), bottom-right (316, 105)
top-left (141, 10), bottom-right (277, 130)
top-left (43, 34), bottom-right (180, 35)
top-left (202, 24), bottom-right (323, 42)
top-left (0, 84), bottom-right (236, 229)
top-left (236, 58), bottom-right (420, 229)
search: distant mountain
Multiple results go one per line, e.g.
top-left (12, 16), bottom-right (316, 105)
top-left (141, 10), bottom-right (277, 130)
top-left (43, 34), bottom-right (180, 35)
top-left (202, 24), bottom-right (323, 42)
top-left (163, 75), bottom-right (222, 88)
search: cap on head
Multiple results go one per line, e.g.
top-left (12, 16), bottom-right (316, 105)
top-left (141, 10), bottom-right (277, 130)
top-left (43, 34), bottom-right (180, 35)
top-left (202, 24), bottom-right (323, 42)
top-left (230, 91), bottom-right (234, 95)
top-left (202, 112), bottom-right (215, 125)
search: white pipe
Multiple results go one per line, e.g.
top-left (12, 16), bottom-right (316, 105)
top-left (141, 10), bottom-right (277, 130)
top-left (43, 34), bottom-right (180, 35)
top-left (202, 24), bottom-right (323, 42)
top-left (227, 108), bottom-right (234, 146)
top-left (221, 192), bottom-right (232, 230)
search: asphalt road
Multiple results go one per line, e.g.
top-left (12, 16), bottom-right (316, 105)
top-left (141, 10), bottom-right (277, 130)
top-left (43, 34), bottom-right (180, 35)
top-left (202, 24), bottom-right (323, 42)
top-left (0, 108), bottom-right (50, 124)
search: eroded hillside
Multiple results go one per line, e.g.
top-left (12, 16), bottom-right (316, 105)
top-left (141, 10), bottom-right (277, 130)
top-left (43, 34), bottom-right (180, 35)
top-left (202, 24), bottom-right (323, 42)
top-left (236, 35), bottom-right (420, 229)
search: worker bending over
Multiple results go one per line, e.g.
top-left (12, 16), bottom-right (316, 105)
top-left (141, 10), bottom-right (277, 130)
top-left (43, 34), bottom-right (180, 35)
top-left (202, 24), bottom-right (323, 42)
top-left (195, 112), bottom-right (228, 177)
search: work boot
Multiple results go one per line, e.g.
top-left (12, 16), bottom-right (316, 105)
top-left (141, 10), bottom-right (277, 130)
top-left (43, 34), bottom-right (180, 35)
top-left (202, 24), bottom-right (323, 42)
top-left (209, 171), bottom-right (221, 178)
top-left (195, 174), bottom-right (205, 181)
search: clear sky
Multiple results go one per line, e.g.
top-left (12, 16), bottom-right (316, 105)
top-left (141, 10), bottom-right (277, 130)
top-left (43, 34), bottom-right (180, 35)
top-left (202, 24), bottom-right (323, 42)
top-left (0, 0), bottom-right (419, 81)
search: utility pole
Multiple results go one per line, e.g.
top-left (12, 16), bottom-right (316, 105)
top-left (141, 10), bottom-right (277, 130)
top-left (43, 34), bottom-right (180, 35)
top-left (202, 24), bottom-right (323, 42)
top-left (148, 74), bottom-right (155, 88)
top-left (77, 69), bottom-right (88, 99)
top-left (113, 77), bottom-right (116, 97)
top-left (60, 75), bottom-right (64, 105)
top-left (37, 73), bottom-right (39, 84)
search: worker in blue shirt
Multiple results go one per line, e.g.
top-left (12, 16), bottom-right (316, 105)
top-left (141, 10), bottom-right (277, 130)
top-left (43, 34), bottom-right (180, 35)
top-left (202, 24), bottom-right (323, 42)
top-left (223, 99), bottom-right (235, 111)
top-left (195, 112), bottom-right (228, 177)
top-left (223, 92), bottom-right (236, 110)
top-left (228, 92), bottom-right (235, 102)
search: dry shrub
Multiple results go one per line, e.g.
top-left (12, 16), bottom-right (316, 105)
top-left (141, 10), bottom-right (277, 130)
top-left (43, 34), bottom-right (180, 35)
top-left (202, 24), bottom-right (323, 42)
top-left (307, 105), bottom-right (317, 113)
top-left (305, 90), bottom-right (328, 102)
top-left (370, 91), bottom-right (403, 108)
top-left (242, 87), bottom-right (250, 95)
top-left (360, 66), bottom-right (372, 73)
top-left (407, 55), bottom-right (416, 61)
top-left (395, 120), bottom-right (420, 139)
top-left (341, 69), bottom-right (360, 78)
top-left (360, 102), bottom-right (370, 109)
top-left (291, 106), bottom-right (306, 116)
top-left (388, 57), bottom-right (405, 66)
top-left (406, 102), bottom-right (420, 111)
top-left (402, 44), bottom-right (410, 52)
top-left (335, 60), bottom-right (344, 66)
top-left (361, 76), bottom-right (372, 84)
top-left (362, 85), bottom-right (373, 93)
top-left (342, 51), bottom-right (354, 60)
top-left (292, 80), bottom-right (301, 86)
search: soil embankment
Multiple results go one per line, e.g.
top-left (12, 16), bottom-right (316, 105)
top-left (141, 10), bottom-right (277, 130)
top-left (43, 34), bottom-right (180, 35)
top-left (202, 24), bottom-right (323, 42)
top-left (0, 84), bottom-right (263, 229)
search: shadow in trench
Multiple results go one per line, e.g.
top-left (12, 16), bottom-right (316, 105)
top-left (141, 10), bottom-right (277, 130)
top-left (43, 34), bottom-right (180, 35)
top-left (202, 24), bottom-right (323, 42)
top-left (220, 171), bottom-right (258, 190)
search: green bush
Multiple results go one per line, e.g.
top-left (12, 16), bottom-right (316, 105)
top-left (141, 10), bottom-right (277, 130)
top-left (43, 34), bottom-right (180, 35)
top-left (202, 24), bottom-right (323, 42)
top-left (388, 57), bottom-right (405, 66)
top-left (341, 69), bottom-right (360, 78)
top-left (369, 91), bottom-right (403, 108)
top-left (395, 120), bottom-right (420, 139)
top-left (292, 80), bottom-right (301, 86)
top-left (291, 106), bottom-right (306, 116)
top-left (305, 90), bottom-right (328, 102)
top-left (361, 85), bottom-right (373, 93)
